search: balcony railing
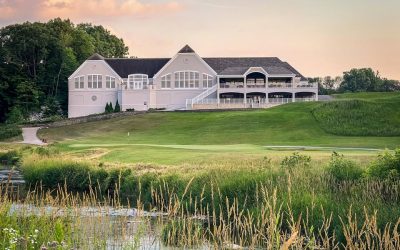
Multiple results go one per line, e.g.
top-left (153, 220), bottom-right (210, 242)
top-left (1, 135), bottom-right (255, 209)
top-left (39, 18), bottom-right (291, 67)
top-left (246, 83), bottom-right (266, 88)
top-left (219, 82), bottom-right (317, 89)
top-left (220, 83), bottom-right (245, 88)
top-left (295, 82), bottom-right (317, 88)
top-left (268, 83), bottom-right (292, 88)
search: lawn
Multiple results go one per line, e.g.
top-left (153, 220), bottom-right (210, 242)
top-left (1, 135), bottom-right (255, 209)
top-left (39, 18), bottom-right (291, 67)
top-left (35, 92), bottom-right (400, 164)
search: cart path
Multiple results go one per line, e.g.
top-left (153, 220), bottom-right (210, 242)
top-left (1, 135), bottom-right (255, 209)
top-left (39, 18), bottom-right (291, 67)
top-left (21, 127), bottom-right (46, 145)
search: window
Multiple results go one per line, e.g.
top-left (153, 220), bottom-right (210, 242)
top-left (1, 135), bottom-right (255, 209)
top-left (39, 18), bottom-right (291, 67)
top-left (161, 74), bottom-right (171, 89)
top-left (106, 76), bottom-right (116, 89)
top-left (128, 74), bottom-right (148, 89)
top-left (202, 74), bottom-right (214, 88)
top-left (74, 76), bottom-right (84, 89)
top-left (88, 75), bottom-right (102, 89)
top-left (174, 71), bottom-right (200, 89)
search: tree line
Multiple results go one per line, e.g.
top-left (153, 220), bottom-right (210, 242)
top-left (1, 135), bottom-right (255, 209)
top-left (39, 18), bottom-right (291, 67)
top-left (0, 18), bottom-right (128, 123)
top-left (310, 68), bottom-right (400, 95)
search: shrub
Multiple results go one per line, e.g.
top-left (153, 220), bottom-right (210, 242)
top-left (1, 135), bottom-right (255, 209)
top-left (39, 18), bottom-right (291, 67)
top-left (21, 156), bottom-right (108, 192)
top-left (6, 106), bottom-right (24, 124)
top-left (281, 152), bottom-right (311, 172)
top-left (326, 152), bottom-right (363, 181)
top-left (0, 150), bottom-right (21, 165)
top-left (365, 150), bottom-right (400, 179)
top-left (0, 125), bottom-right (22, 141)
top-left (114, 100), bottom-right (121, 112)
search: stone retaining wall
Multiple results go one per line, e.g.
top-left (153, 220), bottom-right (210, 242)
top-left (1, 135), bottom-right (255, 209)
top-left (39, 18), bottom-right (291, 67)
top-left (36, 111), bottom-right (147, 128)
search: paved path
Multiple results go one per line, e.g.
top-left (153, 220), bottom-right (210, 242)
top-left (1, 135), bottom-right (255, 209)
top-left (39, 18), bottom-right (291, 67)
top-left (21, 127), bottom-right (46, 145)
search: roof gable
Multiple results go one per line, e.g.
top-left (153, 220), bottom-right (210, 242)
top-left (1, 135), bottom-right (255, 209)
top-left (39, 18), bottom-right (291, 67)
top-left (178, 45), bottom-right (195, 53)
top-left (87, 53), bottom-right (105, 60)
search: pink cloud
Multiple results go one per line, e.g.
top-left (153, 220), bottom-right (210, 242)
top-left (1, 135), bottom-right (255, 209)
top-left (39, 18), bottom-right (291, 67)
top-left (40, 0), bottom-right (183, 20)
top-left (0, 0), bottom-right (183, 21)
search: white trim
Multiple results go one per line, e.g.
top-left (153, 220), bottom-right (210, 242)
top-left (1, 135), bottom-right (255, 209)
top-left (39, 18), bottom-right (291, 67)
top-left (217, 75), bottom-right (245, 78)
top-left (127, 74), bottom-right (148, 90)
top-left (153, 51), bottom-right (217, 79)
top-left (244, 67), bottom-right (268, 76)
top-left (268, 74), bottom-right (296, 77)
top-left (68, 60), bottom-right (123, 82)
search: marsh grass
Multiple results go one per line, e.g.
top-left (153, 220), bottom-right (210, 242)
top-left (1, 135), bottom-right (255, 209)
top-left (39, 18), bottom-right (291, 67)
top-left (8, 150), bottom-right (399, 249)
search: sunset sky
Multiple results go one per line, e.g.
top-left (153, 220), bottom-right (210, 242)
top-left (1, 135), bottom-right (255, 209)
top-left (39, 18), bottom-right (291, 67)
top-left (0, 0), bottom-right (399, 79)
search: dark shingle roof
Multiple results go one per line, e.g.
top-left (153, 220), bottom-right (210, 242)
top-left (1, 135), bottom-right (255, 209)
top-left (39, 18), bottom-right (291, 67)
top-left (87, 53), bottom-right (105, 60)
top-left (99, 55), bottom-right (306, 80)
top-left (178, 45), bottom-right (195, 53)
top-left (203, 57), bottom-right (306, 80)
top-left (105, 58), bottom-right (170, 78)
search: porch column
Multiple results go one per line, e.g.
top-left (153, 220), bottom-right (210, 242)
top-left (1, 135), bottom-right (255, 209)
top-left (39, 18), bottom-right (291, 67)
top-left (244, 92), bottom-right (247, 104)
top-left (217, 76), bottom-right (220, 107)
top-left (292, 92), bottom-right (296, 102)
top-left (315, 92), bottom-right (319, 101)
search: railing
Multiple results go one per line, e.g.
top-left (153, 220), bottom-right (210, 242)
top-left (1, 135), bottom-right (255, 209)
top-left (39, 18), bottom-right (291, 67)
top-left (192, 84), bottom-right (217, 103)
top-left (268, 98), bottom-right (293, 104)
top-left (295, 97), bottom-right (315, 102)
top-left (186, 84), bottom-right (218, 109)
top-left (268, 83), bottom-right (292, 88)
top-left (220, 83), bottom-right (245, 88)
top-left (295, 82), bottom-right (317, 88)
top-left (246, 84), bottom-right (266, 88)
top-left (219, 82), bottom-right (316, 89)
top-left (220, 98), bottom-right (245, 104)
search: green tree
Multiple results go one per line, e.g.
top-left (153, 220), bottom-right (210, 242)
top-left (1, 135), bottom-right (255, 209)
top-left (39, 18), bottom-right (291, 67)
top-left (339, 68), bottom-right (380, 92)
top-left (0, 19), bottom-right (129, 122)
top-left (114, 100), bottom-right (121, 112)
top-left (77, 23), bottom-right (129, 58)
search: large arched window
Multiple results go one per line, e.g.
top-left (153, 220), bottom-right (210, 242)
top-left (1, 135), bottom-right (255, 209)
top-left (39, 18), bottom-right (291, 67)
top-left (128, 74), bottom-right (148, 89)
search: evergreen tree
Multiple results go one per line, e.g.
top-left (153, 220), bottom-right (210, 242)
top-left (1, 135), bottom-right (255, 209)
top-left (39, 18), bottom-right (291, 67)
top-left (109, 102), bottom-right (113, 113)
top-left (114, 100), bottom-right (121, 112)
top-left (105, 103), bottom-right (110, 113)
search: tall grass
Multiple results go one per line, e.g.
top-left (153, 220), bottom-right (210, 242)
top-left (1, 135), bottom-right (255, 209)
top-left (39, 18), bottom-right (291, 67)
top-left (15, 150), bottom-right (400, 248)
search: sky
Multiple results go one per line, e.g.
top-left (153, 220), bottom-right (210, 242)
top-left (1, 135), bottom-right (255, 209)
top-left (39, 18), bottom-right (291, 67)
top-left (0, 0), bottom-right (399, 79)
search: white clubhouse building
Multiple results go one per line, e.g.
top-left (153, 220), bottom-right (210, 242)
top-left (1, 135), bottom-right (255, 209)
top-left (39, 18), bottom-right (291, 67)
top-left (68, 45), bottom-right (318, 118)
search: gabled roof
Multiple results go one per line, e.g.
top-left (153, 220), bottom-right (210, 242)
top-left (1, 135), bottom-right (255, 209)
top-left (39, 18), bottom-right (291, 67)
top-left (84, 48), bottom-right (306, 80)
top-left (178, 45), bottom-right (195, 53)
top-left (105, 58), bottom-right (170, 78)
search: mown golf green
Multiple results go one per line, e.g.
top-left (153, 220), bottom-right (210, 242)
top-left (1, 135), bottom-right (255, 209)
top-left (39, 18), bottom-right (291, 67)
top-left (35, 92), bottom-right (400, 164)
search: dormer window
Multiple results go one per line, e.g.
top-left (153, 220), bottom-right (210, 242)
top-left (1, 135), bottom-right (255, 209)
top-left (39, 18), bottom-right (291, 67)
top-left (128, 74), bottom-right (148, 89)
